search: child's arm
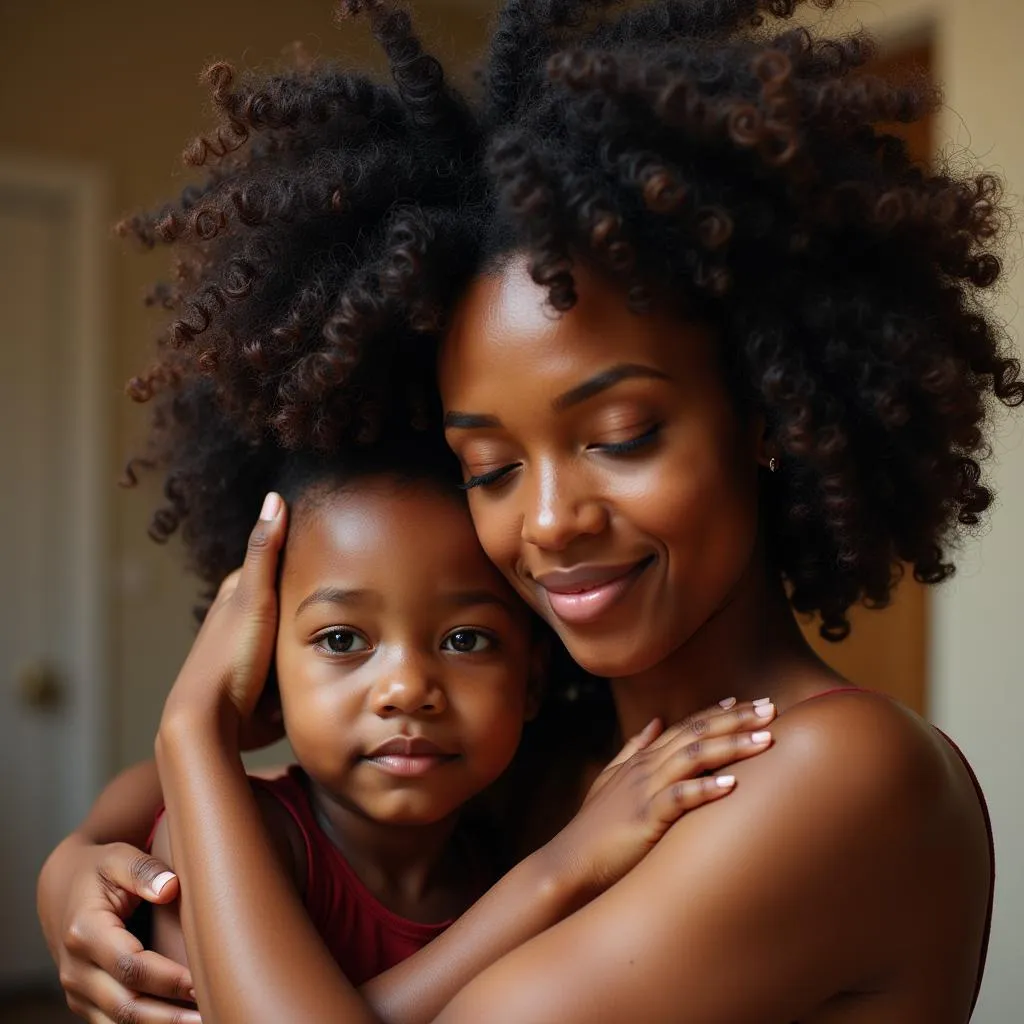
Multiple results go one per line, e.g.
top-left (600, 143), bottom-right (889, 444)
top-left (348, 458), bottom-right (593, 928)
top-left (150, 782), bottom-right (307, 970)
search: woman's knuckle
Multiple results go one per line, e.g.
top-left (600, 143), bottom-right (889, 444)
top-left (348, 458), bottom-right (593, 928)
top-left (63, 920), bottom-right (89, 956)
top-left (128, 853), bottom-right (160, 888)
top-left (113, 999), bottom-right (142, 1024)
top-left (684, 739), bottom-right (703, 759)
top-left (113, 953), bottom-right (144, 988)
top-left (247, 525), bottom-right (271, 554)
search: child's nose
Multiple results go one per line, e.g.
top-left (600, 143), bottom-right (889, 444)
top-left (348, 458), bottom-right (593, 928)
top-left (369, 661), bottom-right (447, 717)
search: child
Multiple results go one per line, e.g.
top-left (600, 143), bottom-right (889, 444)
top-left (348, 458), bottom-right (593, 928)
top-left (146, 427), bottom-right (770, 989)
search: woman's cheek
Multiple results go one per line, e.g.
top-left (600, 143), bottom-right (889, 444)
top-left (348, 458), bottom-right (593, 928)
top-left (468, 496), bottom-right (520, 572)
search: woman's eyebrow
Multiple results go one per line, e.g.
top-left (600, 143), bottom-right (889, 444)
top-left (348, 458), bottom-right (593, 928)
top-left (553, 363), bottom-right (670, 411)
top-left (444, 411), bottom-right (501, 430)
top-left (444, 363), bottom-right (669, 430)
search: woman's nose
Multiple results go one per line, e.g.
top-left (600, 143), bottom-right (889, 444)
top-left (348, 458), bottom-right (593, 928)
top-left (520, 463), bottom-right (608, 551)
top-left (369, 657), bottom-right (447, 717)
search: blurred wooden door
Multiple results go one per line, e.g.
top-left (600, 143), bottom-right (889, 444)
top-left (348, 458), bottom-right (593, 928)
top-left (798, 43), bottom-right (933, 714)
top-left (0, 161), bottom-right (108, 989)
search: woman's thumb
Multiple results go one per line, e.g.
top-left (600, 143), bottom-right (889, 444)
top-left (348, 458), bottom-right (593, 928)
top-left (101, 845), bottom-right (180, 905)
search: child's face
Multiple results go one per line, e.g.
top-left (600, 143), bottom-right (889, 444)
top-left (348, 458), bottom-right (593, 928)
top-left (275, 476), bottom-right (535, 826)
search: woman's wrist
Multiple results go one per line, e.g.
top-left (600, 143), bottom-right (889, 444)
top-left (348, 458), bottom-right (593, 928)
top-left (157, 691), bottom-right (243, 766)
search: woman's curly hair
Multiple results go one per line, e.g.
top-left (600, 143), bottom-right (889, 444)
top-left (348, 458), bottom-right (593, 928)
top-left (124, 0), bottom-right (1023, 640)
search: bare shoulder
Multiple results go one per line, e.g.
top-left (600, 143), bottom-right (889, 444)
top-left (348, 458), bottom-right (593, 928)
top-left (432, 692), bottom-right (991, 1023)
top-left (767, 689), bottom-right (985, 833)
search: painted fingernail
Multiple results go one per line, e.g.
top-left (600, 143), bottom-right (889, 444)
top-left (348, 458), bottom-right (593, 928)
top-left (753, 697), bottom-right (772, 706)
top-left (259, 492), bottom-right (282, 521)
top-left (716, 775), bottom-right (736, 788)
top-left (718, 697), bottom-right (737, 709)
top-left (151, 871), bottom-right (176, 896)
top-left (751, 731), bottom-right (772, 744)
top-left (755, 703), bottom-right (775, 718)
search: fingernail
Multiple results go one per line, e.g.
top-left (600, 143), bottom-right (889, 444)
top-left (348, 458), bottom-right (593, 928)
top-left (753, 697), bottom-right (772, 706)
top-left (751, 730), bottom-right (772, 744)
top-left (718, 697), bottom-right (737, 709)
top-left (259, 492), bottom-right (282, 521)
top-left (716, 775), bottom-right (736, 788)
top-left (151, 871), bottom-right (176, 896)
top-left (755, 702), bottom-right (775, 718)
top-left (189, 988), bottom-right (197, 1003)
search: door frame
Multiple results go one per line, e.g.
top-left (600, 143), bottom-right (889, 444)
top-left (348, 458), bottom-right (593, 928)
top-left (0, 157), bottom-right (111, 830)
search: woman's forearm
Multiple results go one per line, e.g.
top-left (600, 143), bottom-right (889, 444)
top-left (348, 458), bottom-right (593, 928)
top-left (157, 704), bottom-right (594, 1024)
top-left (156, 707), bottom-right (378, 1024)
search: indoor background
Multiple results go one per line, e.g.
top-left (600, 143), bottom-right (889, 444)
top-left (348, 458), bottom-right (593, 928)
top-left (0, 0), bottom-right (1020, 1021)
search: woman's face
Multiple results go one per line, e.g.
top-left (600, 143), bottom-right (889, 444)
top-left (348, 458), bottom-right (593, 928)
top-left (439, 254), bottom-right (765, 679)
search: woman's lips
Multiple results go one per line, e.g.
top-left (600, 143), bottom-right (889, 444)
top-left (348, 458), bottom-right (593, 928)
top-left (533, 558), bottom-right (654, 626)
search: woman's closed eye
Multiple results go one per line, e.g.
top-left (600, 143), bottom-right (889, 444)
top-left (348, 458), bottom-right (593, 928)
top-left (314, 628), bottom-right (371, 655)
top-left (441, 628), bottom-right (497, 654)
top-left (588, 423), bottom-right (663, 456)
top-left (459, 463), bottom-right (520, 491)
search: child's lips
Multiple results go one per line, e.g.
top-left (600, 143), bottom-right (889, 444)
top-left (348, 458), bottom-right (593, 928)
top-left (363, 735), bottom-right (458, 777)
top-left (364, 753), bottom-right (458, 777)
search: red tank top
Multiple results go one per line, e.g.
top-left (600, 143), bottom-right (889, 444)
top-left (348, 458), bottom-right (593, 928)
top-left (801, 688), bottom-right (994, 1017)
top-left (248, 766), bottom-right (458, 986)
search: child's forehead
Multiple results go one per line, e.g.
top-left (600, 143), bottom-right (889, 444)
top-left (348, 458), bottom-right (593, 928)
top-left (286, 476), bottom-right (490, 574)
top-left (280, 477), bottom-right (526, 618)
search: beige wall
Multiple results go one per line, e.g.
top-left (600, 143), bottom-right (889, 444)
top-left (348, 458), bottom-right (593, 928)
top-left (807, 1), bottom-right (1024, 1019)
top-left (0, 0), bottom-right (492, 772)
top-left (2, 0), bottom-right (1020, 1016)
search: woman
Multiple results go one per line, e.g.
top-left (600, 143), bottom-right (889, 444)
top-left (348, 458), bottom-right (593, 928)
top-left (40, 0), bottom-right (1015, 1020)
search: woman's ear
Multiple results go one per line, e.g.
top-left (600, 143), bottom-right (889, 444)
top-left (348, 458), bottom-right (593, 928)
top-left (752, 412), bottom-right (777, 472)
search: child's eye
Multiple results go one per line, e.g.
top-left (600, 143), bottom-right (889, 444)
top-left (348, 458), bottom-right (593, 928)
top-left (315, 629), bottom-right (370, 655)
top-left (441, 629), bottom-right (495, 654)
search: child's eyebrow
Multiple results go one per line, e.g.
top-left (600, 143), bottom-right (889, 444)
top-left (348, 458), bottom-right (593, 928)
top-left (295, 587), bottom-right (376, 617)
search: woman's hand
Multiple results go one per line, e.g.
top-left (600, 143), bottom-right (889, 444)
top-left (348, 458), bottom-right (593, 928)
top-left (160, 493), bottom-right (288, 743)
top-left (42, 839), bottom-right (200, 1024)
top-left (542, 698), bottom-right (777, 897)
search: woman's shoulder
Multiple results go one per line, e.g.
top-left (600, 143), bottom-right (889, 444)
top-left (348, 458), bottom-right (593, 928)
top-left (772, 687), bottom-right (984, 826)
top-left (646, 685), bottom-right (990, 917)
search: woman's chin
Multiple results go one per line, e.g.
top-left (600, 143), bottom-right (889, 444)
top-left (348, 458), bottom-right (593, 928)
top-left (555, 629), bottom-right (676, 681)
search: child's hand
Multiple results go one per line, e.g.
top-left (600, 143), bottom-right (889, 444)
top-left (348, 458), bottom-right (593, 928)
top-left (544, 699), bottom-right (776, 897)
top-left (160, 493), bottom-right (288, 744)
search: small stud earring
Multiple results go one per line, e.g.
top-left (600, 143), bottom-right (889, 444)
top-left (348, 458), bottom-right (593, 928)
top-left (769, 456), bottom-right (777, 473)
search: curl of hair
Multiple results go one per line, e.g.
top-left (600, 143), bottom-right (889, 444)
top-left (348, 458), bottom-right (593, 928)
top-left (123, 0), bottom-right (1021, 640)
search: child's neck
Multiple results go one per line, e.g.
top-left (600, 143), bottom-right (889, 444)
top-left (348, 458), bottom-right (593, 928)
top-left (305, 775), bottom-right (469, 924)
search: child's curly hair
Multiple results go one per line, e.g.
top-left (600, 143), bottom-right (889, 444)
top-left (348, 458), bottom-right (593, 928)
top-left (124, 0), bottom-right (1022, 641)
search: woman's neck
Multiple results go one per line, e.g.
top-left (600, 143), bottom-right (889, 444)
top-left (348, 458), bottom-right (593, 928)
top-left (305, 776), bottom-right (465, 921)
top-left (609, 558), bottom-right (836, 739)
